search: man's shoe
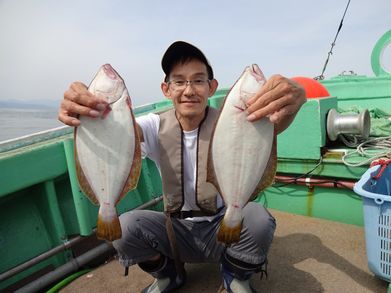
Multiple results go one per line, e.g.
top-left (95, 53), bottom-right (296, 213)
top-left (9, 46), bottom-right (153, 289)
top-left (139, 256), bottom-right (186, 293)
top-left (141, 274), bottom-right (185, 293)
top-left (220, 253), bottom-right (265, 293)
top-left (220, 262), bottom-right (257, 293)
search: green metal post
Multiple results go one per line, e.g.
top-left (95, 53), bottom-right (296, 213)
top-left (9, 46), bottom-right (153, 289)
top-left (38, 180), bottom-right (70, 266)
top-left (63, 139), bottom-right (93, 235)
top-left (43, 180), bottom-right (67, 242)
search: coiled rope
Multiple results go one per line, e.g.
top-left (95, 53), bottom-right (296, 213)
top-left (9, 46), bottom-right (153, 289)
top-left (342, 136), bottom-right (391, 167)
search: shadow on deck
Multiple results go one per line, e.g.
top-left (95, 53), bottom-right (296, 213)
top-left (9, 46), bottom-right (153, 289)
top-left (60, 210), bottom-right (389, 293)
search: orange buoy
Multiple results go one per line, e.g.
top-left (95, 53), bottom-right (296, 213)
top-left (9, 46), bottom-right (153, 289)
top-left (291, 76), bottom-right (330, 99)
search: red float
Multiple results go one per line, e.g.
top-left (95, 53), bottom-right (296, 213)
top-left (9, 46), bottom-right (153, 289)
top-left (291, 76), bottom-right (330, 99)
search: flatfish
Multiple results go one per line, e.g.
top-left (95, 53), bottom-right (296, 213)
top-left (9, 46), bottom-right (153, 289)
top-left (74, 64), bottom-right (141, 241)
top-left (207, 64), bottom-right (277, 244)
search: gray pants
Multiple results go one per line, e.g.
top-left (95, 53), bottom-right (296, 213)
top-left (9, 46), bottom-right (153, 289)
top-left (112, 202), bottom-right (276, 268)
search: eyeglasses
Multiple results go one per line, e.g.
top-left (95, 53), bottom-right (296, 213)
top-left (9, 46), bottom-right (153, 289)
top-left (167, 79), bottom-right (210, 91)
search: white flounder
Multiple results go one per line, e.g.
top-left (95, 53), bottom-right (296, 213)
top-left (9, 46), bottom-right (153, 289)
top-left (207, 64), bottom-right (277, 244)
top-left (75, 64), bottom-right (141, 241)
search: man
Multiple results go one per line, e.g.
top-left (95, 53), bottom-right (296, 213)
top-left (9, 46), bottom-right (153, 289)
top-left (58, 41), bottom-right (306, 293)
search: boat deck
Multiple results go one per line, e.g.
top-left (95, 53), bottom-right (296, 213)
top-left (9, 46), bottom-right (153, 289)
top-left (60, 209), bottom-right (388, 292)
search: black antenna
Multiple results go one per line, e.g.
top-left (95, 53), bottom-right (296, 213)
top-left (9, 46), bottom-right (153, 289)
top-left (314, 0), bottom-right (351, 80)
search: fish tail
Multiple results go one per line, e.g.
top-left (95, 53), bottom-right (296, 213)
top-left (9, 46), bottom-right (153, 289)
top-left (217, 219), bottom-right (242, 244)
top-left (96, 214), bottom-right (122, 242)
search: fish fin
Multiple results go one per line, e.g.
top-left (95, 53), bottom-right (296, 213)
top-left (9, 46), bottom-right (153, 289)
top-left (250, 130), bottom-right (278, 200)
top-left (217, 219), bottom-right (242, 244)
top-left (117, 108), bottom-right (142, 204)
top-left (74, 129), bottom-right (99, 205)
top-left (96, 214), bottom-right (122, 241)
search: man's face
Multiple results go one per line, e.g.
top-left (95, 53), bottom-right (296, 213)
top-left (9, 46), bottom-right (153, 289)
top-left (162, 59), bottom-right (217, 121)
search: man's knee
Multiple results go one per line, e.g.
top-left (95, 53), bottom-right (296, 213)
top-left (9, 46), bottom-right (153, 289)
top-left (243, 202), bottom-right (276, 235)
top-left (241, 202), bottom-right (276, 256)
top-left (119, 210), bottom-right (144, 236)
top-left (113, 210), bottom-right (156, 250)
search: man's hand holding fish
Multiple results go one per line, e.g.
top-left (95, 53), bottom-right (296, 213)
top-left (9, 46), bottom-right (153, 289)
top-left (246, 74), bottom-right (306, 132)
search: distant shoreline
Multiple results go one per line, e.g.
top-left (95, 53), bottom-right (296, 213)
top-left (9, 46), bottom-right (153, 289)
top-left (0, 100), bottom-right (59, 109)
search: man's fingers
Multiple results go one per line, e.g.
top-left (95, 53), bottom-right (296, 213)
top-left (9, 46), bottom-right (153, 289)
top-left (67, 82), bottom-right (107, 110)
top-left (246, 95), bottom-right (289, 122)
top-left (269, 104), bottom-right (299, 123)
top-left (247, 82), bottom-right (288, 112)
top-left (58, 110), bottom-right (81, 126)
top-left (58, 81), bottom-right (109, 127)
top-left (70, 101), bottom-right (101, 118)
top-left (246, 86), bottom-right (292, 121)
top-left (62, 99), bottom-right (101, 117)
top-left (246, 74), bottom-right (285, 106)
top-left (58, 104), bottom-right (81, 126)
top-left (246, 74), bottom-right (306, 122)
top-left (58, 99), bottom-right (101, 126)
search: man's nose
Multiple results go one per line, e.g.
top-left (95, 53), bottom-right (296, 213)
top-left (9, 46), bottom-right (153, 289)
top-left (183, 82), bottom-right (196, 95)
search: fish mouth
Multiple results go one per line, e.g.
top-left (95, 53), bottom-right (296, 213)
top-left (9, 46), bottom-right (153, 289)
top-left (250, 64), bottom-right (266, 82)
top-left (103, 64), bottom-right (118, 80)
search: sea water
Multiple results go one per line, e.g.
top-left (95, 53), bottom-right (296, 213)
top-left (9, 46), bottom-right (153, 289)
top-left (0, 108), bottom-right (62, 142)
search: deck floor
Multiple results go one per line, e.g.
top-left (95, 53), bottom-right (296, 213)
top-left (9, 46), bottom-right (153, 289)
top-left (60, 209), bottom-right (389, 292)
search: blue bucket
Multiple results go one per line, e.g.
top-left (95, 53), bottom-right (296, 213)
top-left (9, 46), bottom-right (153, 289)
top-left (354, 162), bottom-right (391, 282)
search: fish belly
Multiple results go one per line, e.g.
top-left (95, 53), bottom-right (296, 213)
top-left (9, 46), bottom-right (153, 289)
top-left (211, 84), bottom-right (274, 244)
top-left (75, 93), bottom-right (138, 241)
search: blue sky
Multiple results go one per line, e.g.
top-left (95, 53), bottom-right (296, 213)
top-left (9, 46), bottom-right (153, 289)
top-left (0, 0), bottom-right (390, 106)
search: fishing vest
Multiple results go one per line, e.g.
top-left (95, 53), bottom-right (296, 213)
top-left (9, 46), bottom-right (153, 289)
top-left (158, 106), bottom-right (220, 216)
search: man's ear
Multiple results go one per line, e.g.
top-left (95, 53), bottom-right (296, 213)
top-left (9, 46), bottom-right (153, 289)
top-left (208, 79), bottom-right (218, 97)
top-left (161, 82), bottom-right (172, 99)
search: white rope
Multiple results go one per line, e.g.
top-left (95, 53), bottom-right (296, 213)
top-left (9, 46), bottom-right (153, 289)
top-left (341, 136), bottom-right (391, 167)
